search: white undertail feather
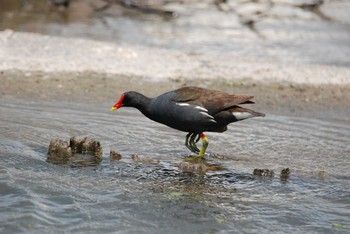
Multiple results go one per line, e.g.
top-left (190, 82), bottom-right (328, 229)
top-left (232, 112), bottom-right (254, 120)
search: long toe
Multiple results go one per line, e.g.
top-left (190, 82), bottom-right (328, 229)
top-left (185, 133), bottom-right (193, 152)
top-left (185, 133), bottom-right (199, 153)
top-left (189, 133), bottom-right (200, 153)
top-left (195, 134), bottom-right (200, 143)
top-left (189, 142), bottom-right (200, 153)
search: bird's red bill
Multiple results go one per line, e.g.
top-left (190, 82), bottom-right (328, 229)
top-left (111, 93), bottom-right (124, 111)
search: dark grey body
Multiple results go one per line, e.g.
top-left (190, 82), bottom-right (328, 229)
top-left (149, 92), bottom-right (221, 133)
top-left (120, 88), bottom-right (264, 134)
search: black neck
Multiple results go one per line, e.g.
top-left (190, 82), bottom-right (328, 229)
top-left (126, 92), bottom-right (153, 116)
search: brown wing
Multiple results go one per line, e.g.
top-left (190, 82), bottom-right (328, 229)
top-left (171, 86), bottom-right (255, 115)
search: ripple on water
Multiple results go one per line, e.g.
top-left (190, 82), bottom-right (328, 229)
top-left (0, 100), bottom-right (350, 233)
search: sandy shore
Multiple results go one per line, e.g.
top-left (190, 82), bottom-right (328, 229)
top-left (1, 31), bottom-right (350, 86)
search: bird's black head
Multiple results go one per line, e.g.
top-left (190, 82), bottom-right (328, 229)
top-left (110, 91), bottom-right (149, 111)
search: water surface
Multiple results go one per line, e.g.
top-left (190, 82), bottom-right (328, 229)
top-left (1, 99), bottom-right (349, 233)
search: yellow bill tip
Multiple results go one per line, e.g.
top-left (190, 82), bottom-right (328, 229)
top-left (110, 107), bottom-right (117, 112)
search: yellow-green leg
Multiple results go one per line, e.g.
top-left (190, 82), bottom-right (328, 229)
top-left (198, 133), bottom-right (208, 158)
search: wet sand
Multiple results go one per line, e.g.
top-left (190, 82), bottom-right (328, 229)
top-left (1, 70), bottom-right (349, 120)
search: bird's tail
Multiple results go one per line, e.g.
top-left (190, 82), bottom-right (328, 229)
top-left (229, 106), bottom-right (265, 120)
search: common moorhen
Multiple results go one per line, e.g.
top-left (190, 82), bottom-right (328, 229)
top-left (111, 86), bottom-right (265, 157)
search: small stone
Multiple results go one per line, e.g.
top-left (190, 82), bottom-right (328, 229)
top-left (280, 168), bottom-right (291, 180)
top-left (253, 168), bottom-right (274, 177)
top-left (131, 154), bottom-right (159, 164)
top-left (110, 150), bottom-right (122, 161)
top-left (131, 154), bottom-right (141, 163)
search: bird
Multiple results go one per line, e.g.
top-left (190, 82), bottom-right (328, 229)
top-left (110, 86), bottom-right (265, 158)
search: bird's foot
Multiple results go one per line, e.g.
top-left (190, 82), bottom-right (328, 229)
top-left (185, 133), bottom-right (209, 157)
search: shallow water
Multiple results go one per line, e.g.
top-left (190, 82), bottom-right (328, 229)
top-left (1, 99), bottom-right (349, 233)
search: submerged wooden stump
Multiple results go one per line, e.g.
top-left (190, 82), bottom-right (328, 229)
top-left (47, 137), bottom-right (103, 166)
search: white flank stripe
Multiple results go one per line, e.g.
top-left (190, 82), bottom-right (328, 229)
top-left (232, 112), bottom-right (253, 120)
top-left (200, 111), bottom-right (215, 119)
top-left (195, 106), bottom-right (208, 112)
top-left (176, 103), bottom-right (190, 106)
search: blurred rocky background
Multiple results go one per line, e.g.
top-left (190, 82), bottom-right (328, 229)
top-left (1, 0), bottom-right (349, 74)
